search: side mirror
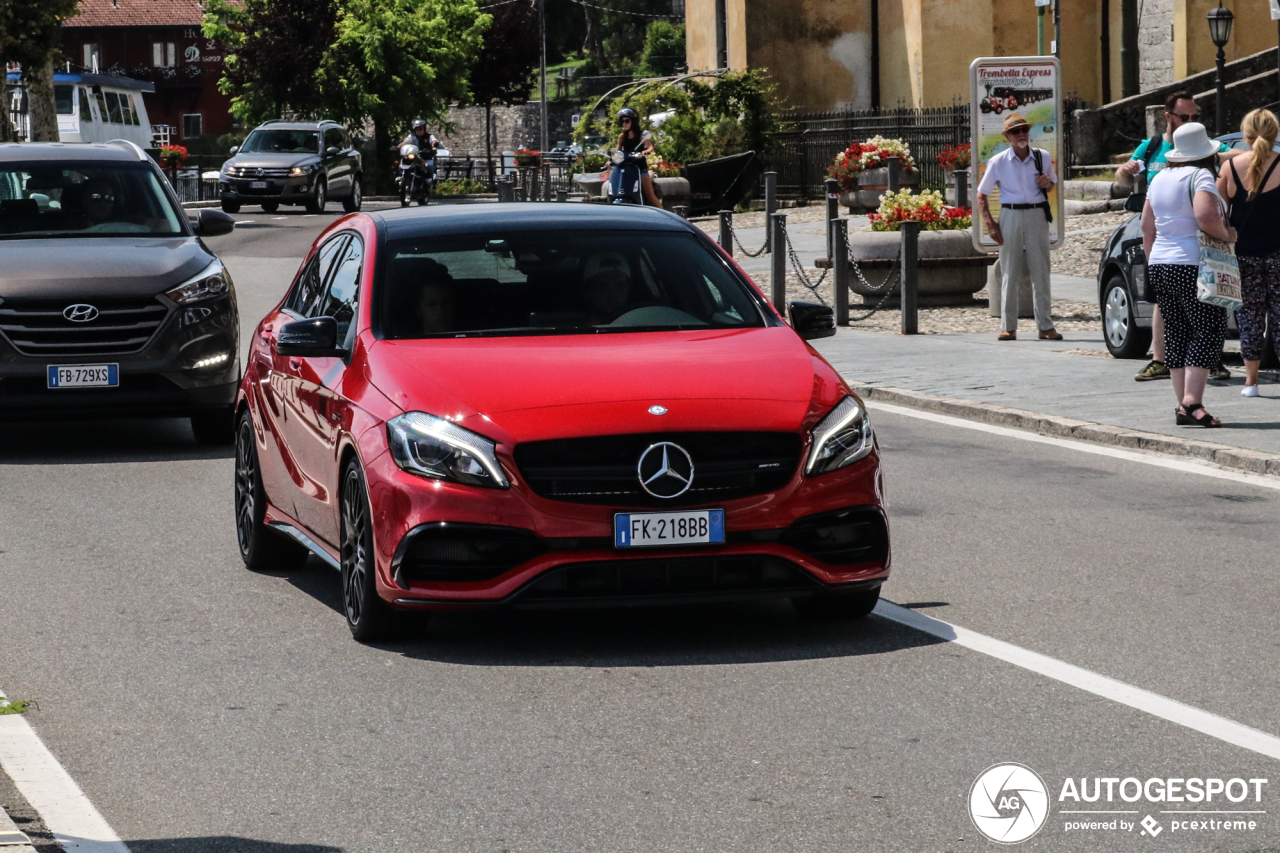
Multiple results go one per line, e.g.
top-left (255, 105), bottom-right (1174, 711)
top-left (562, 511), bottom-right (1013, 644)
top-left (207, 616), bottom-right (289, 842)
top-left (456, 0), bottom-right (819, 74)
top-left (325, 146), bottom-right (341, 157)
top-left (194, 208), bottom-right (235, 237)
top-left (229, 145), bottom-right (239, 156)
top-left (788, 301), bottom-right (836, 341)
top-left (277, 317), bottom-right (342, 357)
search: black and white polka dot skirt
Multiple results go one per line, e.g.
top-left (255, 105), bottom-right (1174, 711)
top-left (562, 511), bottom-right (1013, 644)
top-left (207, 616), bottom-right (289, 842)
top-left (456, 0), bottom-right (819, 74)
top-left (1150, 263), bottom-right (1226, 370)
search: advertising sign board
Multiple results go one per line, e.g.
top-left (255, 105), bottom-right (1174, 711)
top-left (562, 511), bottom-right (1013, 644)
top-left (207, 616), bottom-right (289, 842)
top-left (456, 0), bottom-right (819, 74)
top-left (969, 56), bottom-right (1064, 252)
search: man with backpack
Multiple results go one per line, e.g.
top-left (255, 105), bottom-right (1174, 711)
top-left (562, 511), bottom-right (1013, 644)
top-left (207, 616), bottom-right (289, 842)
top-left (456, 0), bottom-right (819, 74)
top-left (1117, 91), bottom-right (1232, 381)
top-left (977, 112), bottom-right (1061, 341)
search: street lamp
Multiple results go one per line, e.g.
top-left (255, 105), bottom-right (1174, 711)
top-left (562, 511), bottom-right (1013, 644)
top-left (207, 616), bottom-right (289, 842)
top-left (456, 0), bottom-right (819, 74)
top-left (1207, 1), bottom-right (1234, 135)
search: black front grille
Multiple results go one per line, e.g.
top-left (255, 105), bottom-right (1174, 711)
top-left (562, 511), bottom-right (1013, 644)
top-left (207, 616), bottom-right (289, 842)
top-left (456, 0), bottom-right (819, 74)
top-left (515, 555), bottom-right (815, 604)
top-left (0, 299), bottom-right (169, 356)
top-left (514, 432), bottom-right (802, 508)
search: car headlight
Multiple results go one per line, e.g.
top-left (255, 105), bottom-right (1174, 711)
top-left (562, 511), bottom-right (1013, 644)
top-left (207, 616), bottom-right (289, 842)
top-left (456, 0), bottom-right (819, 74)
top-left (387, 412), bottom-right (509, 489)
top-left (290, 164), bottom-right (316, 176)
top-left (166, 260), bottom-right (230, 304)
top-left (805, 396), bottom-right (874, 476)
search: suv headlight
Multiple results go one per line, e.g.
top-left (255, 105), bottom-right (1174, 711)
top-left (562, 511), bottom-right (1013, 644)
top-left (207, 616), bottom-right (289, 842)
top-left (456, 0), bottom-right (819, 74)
top-left (166, 260), bottom-right (230, 304)
top-left (805, 396), bottom-right (873, 476)
top-left (290, 164), bottom-right (317, 176)
top-left (387, 412), bottom-right (509, 489)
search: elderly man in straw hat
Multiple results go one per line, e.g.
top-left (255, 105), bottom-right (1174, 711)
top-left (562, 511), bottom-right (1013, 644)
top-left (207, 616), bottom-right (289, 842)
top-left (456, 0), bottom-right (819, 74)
top-left (976, 112), bottom-right (1061, 341)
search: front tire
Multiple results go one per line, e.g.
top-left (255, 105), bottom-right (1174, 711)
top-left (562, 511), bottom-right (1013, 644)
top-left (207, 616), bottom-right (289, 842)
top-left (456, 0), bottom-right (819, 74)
top-left (191, 406), bottom-right (234, 445)
top-left (793, 586), bottom-right (881, 621)
top-left (221, 200), bottom-right (241, 214)
top-left (235, 413), bottom-right (309, 572)
top-left (260, 201), bottom-right (279, 213)
top-left (399, 179), bottom-right (410, 208)
top-left (340, 459), bottom-right (397, 642)
top-left (342, 177), bottom-right (363, 213)
top-left (306, 179), bottom-right (327, 214)
top-left (1102, 274), bottom-right (1152, 359)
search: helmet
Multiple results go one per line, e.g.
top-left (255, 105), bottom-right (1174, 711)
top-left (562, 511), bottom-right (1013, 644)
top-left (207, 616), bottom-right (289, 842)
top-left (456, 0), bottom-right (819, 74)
top-left (412, 120), bottom-right (427, 133)
top-left (617, 107), bottom-right (639, 123)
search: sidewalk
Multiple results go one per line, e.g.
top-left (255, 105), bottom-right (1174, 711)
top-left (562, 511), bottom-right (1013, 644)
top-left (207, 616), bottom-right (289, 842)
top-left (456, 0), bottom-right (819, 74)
top-left (811, 326), bottom-right (1280, 462)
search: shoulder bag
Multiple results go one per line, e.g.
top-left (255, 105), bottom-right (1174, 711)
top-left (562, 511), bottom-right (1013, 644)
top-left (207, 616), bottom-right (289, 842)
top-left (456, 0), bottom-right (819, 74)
top-left (1122, 136), bottom-right (1163, 213)
top-left (1188, 168), bottom-right (1243, 311)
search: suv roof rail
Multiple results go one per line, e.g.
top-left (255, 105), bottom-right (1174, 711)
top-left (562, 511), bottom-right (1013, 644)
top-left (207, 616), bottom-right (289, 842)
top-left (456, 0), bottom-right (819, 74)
top-left (256, 118), bottom-right (341, 127)
top-left (106, 139), bottom-right (148, 161)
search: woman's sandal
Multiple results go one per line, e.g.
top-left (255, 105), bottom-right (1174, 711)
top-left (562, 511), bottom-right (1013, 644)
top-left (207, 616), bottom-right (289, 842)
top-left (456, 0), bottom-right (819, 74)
top-left (1184, 402), bottom-right (1221, 428)
top-left (1176, 406), bottom-right (1192, 425)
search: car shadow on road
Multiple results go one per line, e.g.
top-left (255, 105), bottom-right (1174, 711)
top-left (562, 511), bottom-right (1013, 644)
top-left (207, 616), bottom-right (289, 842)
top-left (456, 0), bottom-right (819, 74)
top-left (125, 840), bottom-right (340, 853)
top-left (0, 418), bottom-right (233, 464)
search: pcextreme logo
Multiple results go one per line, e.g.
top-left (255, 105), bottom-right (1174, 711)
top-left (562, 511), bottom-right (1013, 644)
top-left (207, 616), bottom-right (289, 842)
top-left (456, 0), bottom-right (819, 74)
top-left (969, 764), bottom-right (1268, 844)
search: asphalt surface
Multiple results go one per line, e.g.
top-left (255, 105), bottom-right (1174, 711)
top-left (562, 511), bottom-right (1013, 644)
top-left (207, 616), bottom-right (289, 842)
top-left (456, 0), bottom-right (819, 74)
top-left (1, 207), bottom-right (1279, 852)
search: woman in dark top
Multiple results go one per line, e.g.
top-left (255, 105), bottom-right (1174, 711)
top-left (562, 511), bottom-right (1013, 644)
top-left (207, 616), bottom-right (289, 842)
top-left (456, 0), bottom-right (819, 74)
top-left (615, 107), bottom-right (662, 207)
top-left (1218, 108), bottom-right (1280, 397)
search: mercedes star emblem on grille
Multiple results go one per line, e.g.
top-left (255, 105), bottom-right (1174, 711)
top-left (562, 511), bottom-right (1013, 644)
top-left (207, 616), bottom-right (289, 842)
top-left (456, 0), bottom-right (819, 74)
top-left (63, 304), bottom-right (99, 323)
top-left (648, 405), bottom-right (668, 415)
top-left (637, 442), bottom-right (694, 499)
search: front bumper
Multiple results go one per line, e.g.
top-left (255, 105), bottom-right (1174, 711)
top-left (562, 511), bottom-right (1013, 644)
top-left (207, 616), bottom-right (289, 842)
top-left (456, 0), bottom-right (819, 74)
top-left (0, 294), bottom-right (239, 420)
top-left (220, 175), bottom-right (314, 202)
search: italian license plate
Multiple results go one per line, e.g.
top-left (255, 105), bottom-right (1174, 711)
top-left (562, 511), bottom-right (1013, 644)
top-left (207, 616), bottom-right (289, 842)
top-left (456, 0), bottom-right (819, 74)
top-left (47, 364), bottom-right (118, 389)
top-left (250, 181), bottom-right (268, 189)
top-left (614, 509), bottom-right (725, 548)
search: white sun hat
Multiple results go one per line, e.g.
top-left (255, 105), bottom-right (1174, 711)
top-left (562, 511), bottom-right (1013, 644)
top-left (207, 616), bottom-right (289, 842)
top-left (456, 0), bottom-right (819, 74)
top-left (1165, 122), bottom-right (1219, 162)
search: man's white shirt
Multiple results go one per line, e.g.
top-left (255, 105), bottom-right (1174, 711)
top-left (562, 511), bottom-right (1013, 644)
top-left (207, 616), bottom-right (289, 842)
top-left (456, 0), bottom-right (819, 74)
top-left (976, 146), bottom-right (1058, 205)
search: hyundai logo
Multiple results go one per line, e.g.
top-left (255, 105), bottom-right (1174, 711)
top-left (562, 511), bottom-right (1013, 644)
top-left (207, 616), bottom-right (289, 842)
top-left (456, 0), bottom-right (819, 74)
top-left (63, 304), bottom-right (99, 323)
top-left (637, 442), bottom-right (694, 499)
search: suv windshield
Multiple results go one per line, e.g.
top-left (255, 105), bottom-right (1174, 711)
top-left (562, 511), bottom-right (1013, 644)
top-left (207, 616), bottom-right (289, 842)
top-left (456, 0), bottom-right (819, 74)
top-left (0, 161), bottom-right (184, 239)
top-left (381, 230), bottom-right (766, 338)
top-left (240, 129), bottom-right (320, 154)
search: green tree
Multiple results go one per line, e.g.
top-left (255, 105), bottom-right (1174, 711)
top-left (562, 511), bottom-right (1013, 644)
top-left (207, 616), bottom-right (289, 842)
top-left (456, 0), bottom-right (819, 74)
top-left (466, 1), bottom-right (540, 181)
top-left (0, 0), bottom-right (79, 142)
top-left (317, 0), bottom-right (488, 189)
top-left (636, 21), bottom-right (684, 77)
top-left (202, 0), bottom-right (338, 127)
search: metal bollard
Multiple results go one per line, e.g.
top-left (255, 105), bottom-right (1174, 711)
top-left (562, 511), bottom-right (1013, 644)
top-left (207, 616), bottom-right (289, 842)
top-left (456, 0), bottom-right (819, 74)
top-left (555, 189), bottom-right (568, 202)
top-left (770, 213), bottom-right (787, 309)
top-left (833, 218), bottom-right (849, 326)
top-left (673, 205), bottom-right (689, 219)
top-left (764, 171), bottom-right (777, 251)
top-left (887, 156), bottom-right (900, 194)
top-left (719, 210), bottom-right (733, 254)
top-left (900, 220), bottom-right (919, 335)
top-left (542, 164), bottom-right (552, 202)
top-left (824, 178), bottom-right (840, 262)
top-left (954, 169), bottom-right (969, 209)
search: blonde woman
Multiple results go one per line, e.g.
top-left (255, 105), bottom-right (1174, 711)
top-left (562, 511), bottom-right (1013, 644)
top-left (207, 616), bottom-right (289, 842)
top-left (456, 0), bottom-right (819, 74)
top-left (1218, 108), bottom-right (1280, 397)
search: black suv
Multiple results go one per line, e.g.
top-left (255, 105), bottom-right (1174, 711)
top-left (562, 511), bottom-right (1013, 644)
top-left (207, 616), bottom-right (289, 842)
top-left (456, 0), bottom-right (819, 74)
top-left (219, 119), bottom-right (362, 214)
top-left (0, 141), bottom-right (240, 443)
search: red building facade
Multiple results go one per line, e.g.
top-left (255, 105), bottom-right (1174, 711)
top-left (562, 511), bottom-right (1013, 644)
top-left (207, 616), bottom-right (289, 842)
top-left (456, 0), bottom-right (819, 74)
top-left (62, 0), bottom-right (239, 147)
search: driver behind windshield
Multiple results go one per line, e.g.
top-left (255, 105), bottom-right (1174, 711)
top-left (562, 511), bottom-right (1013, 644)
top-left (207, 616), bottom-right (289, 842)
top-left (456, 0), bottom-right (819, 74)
top-left (580, 252), bottom-right (633, 325)
top-left (414, 259), bottom-right (456, 334)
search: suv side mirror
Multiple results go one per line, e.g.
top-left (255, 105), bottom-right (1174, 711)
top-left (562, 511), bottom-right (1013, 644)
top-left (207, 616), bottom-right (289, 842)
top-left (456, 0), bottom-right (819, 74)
top-left (194, 208), bottom-right (235, 237)
top-left (325, 146), bottom-right (341, 157)
top-left (277, 317), bottom-right (342, 357)
top-left (229, 145), bottom-right (239, 156)
top-left (788, 301), bottom-right (836, 341)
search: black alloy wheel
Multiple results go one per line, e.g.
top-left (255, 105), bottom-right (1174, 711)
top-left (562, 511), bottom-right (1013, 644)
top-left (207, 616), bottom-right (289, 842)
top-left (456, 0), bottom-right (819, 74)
top-left (342, 177), bottom-right (363, 213)
top-left (221, 200), bottom-right (241, 214)
top-left (235, 412), bottom-right (308, 571)
top-left (191, 406), bottom-right (235, 445)
top-left (1102, 274), bottom-right (1152, 359)
top-left (340, 459), bottom-right (397, 641)
top-left (792, 586), bottom-right (881, 621)
top-left (261, 201), bottom-right (279, 213)
top-left (306, 178), bottom-right (327, 214)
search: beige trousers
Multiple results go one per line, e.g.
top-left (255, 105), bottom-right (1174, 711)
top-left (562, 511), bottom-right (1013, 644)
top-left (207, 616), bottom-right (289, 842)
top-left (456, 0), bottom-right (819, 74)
top-left (997, 207), bottom-right (1053, 332)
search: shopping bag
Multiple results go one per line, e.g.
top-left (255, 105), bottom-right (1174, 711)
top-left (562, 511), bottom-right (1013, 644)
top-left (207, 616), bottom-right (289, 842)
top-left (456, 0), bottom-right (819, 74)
top-left (1196, 233), bottom-right (1243, 311)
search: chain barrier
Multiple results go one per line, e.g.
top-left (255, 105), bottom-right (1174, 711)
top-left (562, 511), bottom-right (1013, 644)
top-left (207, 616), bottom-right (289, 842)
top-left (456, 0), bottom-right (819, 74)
top-left (782, 225), bottom-right (830, 305)
top-left (844, 248), bottom-right (901, 322)
top-left (724, 216), bottom-right (769, 258)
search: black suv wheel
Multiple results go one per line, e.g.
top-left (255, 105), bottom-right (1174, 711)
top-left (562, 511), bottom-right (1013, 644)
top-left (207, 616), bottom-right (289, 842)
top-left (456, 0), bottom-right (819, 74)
top-left (306, 178), bottom-right (327, 214)
top-left (342, 177), bottom-right (363, 213)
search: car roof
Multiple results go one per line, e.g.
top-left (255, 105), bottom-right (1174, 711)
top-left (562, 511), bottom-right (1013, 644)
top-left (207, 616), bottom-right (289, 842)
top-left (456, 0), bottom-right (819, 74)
top-left (368, 203), bottom-right (696, 240)
top-left (252, 121), bottom-right (335, 131)
top-left (0, 142), bottom-right (149, 164)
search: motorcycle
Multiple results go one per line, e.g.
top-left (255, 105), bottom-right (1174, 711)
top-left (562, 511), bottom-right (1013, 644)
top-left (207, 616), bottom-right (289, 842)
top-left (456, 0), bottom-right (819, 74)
top-left (607, 149), bottom-right (646, 205)
top-left (395, 142), bottom-right (436, 207)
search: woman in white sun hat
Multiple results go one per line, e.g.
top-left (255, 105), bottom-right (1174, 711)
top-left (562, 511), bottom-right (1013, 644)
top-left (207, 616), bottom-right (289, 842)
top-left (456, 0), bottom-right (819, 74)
top-left (1141, 122), bottom-right (1237, 427)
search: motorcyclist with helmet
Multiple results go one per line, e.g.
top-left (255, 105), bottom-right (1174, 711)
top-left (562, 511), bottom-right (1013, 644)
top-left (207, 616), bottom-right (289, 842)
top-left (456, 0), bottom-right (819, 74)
top-left (614, 107), bottom-right (662, 207)
top-left (402, 119), bottom-right (440, 153)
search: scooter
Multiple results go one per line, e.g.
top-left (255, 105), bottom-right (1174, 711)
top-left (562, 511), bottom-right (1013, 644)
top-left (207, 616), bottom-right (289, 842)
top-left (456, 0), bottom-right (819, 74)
top-left (607, 149), bottom-right (646, 205)
top-left (396, 143), bottom-right (436, 207)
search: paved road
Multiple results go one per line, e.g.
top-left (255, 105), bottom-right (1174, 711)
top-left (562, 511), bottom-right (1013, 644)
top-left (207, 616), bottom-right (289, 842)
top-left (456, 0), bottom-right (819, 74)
top-left (1, 210), bottom-right (1278, 852)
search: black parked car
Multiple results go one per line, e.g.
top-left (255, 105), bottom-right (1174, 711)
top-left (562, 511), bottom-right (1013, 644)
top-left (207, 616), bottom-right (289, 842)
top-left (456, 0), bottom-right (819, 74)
top-left (219, 119), bottom-right (362, 215)
top-left (1096, 132), bottom-right (1274, 358)
top-left (0, 141), bottom-right (239, 443)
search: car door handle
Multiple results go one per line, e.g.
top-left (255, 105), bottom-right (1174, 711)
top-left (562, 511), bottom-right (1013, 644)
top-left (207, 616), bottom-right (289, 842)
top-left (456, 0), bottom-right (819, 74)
top-left (289, 358), bottom-right (302, 370)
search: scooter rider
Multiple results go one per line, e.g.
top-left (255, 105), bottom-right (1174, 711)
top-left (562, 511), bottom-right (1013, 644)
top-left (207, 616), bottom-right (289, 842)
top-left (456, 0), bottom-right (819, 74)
top-left (402, 119), bottom-right (440, 153)
top-left (615, 108), bottom-right (662, 207)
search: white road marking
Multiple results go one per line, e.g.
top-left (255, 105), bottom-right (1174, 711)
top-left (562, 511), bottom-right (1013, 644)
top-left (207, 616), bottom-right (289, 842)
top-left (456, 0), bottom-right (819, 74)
top-left (0, 691), bottom-right (129, 852)
top-left (875, 601), bottom-right (1280, 760)
top-left (868, 401), bottom-right (1280, 491)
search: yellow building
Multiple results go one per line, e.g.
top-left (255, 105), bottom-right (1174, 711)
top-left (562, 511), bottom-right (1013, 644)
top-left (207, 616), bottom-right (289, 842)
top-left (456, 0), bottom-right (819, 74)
top-left (685, 0), bottom-right (1277, 111)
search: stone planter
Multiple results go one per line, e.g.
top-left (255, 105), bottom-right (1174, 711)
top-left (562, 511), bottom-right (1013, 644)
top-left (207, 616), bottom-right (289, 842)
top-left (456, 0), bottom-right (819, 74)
top-left (652, 176), bottom-right (691, 211)
top-left (847, 228), bottom-right (993, 307)
top-left (838, 186), bottom-right (859, 212)
top-left (853, 166), bottom-right (921, 209)
top-left (514, 154), bottom-right (541, 168)
top-left (572, 171), bottom-right (607, 198)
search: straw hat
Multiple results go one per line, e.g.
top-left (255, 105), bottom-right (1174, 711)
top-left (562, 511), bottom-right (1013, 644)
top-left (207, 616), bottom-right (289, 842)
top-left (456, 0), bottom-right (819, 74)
top-left (1165, 122), bottom-right (1218, 162)
top-left (1003, 113), bottom-right (1031, 133)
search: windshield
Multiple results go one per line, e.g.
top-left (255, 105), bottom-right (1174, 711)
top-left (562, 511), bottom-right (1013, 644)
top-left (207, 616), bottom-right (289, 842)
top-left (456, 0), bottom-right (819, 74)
top-left (240, 129), bottom-right (319, 154)
top-left (381, 230), bottom-right (767, 338)
top-left (0, 161), bottom-right (185, 239)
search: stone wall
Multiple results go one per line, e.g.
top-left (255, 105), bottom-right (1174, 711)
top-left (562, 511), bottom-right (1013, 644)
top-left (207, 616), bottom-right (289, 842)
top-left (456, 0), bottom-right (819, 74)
top-left (1139, 0), bottom-right (1175, 92)
top-left (434, 102), bottom-right (581, 158)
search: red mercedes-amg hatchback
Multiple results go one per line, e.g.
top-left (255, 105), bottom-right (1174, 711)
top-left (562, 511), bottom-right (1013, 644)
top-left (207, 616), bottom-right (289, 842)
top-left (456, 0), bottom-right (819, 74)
top-left (233, 204), bottom-right (889, 640)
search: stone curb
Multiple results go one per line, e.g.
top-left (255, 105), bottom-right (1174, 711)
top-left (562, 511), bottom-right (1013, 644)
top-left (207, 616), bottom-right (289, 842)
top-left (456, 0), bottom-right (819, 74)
top-left (850, 383), bottom-right (1280, 478)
